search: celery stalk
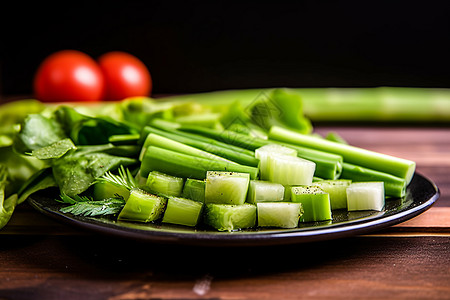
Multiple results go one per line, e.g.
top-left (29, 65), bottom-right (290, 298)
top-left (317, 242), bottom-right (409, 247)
top-left (346, 182), bottom-right (385, 211)
top-left (269, 126), bottom-right (416, 184)
top-left (162, 196), bottom-right (203, 227)
top-left (204, 203), bottom-right (256, 231)
top-left (141, 126), bottom-right (259, 167)
top-left (117, 188), bottom-right (166, 223)
top-left (291, 186), bottom-right (332, 222)
top-left (182, 178), bottom-right (206, 203)
top-left (257, 202), bottom-right (302, 228)
top-left (341, 163), bottom-right (406, 198)
top-left (146, 171), bottom-right (184, 197)
top-left (205, 171), bottom-right (250, 205)
top-left (247, 180), bottom-right (285, 203)
top-left (140, 146), bottom-right (259, 180)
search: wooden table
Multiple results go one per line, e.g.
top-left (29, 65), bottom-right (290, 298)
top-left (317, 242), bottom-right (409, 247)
top-left (1, 126), bottom-right (449, 300)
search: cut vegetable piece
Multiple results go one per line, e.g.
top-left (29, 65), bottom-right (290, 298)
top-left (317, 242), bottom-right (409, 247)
top-left (346, 182), bottom-right (385, 211)
top-left (255, 144), bottom-right (297, 180)
top-left (312, 179), bottom-right (351, 210)
top-left (140, 133), bottom-right (234, 164)
top-left (93, 181), bottom-right (130, 201)
top-left (257, 202), bottom-right (302, 228)
top-left (204, 203), bottom-right (256, 232)
top-left (118, 188), bottom-right (167, 222)
top-left (247, 180), bottom-right (285, 204)
top-left (269, 126), bottom-right (416, 184)
top-left (141, 126), bottom-right (259, 167)
top-left (291, 186), bottom-right (332, 222)
top-left (146, 171), bottom-right (184, 197)
top-left (205, 171), bottom-right (250, 205)
top-left (268, 154), bottom-right (315, 186)
top-left (140, 146), bottom-right (259, 180)
top-left (182, 178), bottom-right (206, 203)
top-left (162, 196), bottom-right (204, 227)
top-left (341, 163), bottom-right (406, 198)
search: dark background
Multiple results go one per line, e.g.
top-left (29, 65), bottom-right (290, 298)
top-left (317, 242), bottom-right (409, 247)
top-left (1, 0), bottom-right (450, 97)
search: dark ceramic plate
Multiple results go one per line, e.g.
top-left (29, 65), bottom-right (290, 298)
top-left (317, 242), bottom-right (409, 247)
top-left (28, 173), bottom-right (439, 247)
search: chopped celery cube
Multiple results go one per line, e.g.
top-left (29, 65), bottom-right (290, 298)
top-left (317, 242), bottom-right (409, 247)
top-left (291, 186), bottom-right (332, 222)
top-left (118, 188), bottom-right (167, 222)
top-left (313, 179), bottom-right (352, 210)
top-left (146, 171), bottom-right (184, 197)
top-left (257, 202), bottom-right (303, 228)
top-left (182, 178), bottom-right (206, 203)
top-left (205, 171), bottom-right (250, 205)
top-left (255, 144), bottom-right (297, 180)
top-left (268, 154), bottom-right (316, 186)
top-left (93, 181), bottom-right (130, 201)
top-left (247, 180), bottom-right (285, 203)
top-left (204, 203), bottom-right (256, 231)
top-left (162, 197), bottom-right (204, 227)
top-left (346, 182), bottom-right (385, 211)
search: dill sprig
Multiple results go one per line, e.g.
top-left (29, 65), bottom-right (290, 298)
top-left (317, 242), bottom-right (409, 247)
top-left (96, 165), bottom-right (137, 191)
top-left (58, 193), bottom-right (125, 217)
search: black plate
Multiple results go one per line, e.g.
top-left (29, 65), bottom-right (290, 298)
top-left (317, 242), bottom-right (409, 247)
top-left (28, 173), bottom-right (439, 247)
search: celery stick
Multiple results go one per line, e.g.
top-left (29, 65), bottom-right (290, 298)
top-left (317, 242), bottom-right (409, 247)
top-left (247, 180), bottom-right (285, 204)
top-left (312, 179), bottom-right (351, 210)
top-left (162, 196), bottom-right (203, 227)
top-left (341, 163), bottom-right (406, 198)
top-left (269, 126), bottom-right (416, 184)
top-left (257, 202), bottom-right (302, 228)
top-left (93, 181), bottom-right (130, 201)
top-left (146, 171), bottom-right (184, 197)
top-left (204, 203), bottom-right (256, 232)
top-left (140, 133), bottom-right (235, 164)
top-left (141, 146), bottom-right (259, 180)
top-left (205, 171), bottom-right (250, 205)
top-left (255, 144), bottom-right (297, 180)
top-left (141, 126), bottom-right (259, 167)
top-left (118, 188), bottom-right (167, 222)
top-left (346, 182), bottom-right (385, 211)
top-left (291, 186), bottom-right (332, 222)
top-left (178, 125), bottom-right (342, 180)
top-left (182, 178), bottom-right (206, 203)
top-left (268, 154), bottom-right (316, 186)
top-left (174, 113), bottom-right (222, 128)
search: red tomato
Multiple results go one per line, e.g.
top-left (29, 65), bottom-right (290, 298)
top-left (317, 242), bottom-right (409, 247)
top-left (33, 50), bottom-right (105, 102)
top-left (98, 51), bottom-right (152, 100)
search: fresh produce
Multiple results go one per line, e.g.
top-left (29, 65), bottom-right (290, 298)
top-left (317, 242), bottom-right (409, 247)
top-left (33, 50), bottom-right (105, 102)
top-left (0, 87), bottom-right (419, 232)
top-left (33, 50), bottom-right (152, 102)
top-left (98, 51), bottom-right (152, 100)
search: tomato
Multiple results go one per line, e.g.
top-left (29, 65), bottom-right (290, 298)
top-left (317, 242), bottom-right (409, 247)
top-left (98, 51), bottom-right (152, 101)
top-left (33, 50), bottom-right (105, 102)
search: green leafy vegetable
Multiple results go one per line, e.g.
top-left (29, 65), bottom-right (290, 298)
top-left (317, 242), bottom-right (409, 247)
top-left (97, 165), bottom-right (138, 191)
top-left (30, 138), bottom-right (76, 160)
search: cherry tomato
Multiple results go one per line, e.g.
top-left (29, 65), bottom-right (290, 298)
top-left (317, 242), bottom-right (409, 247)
top-left (33, 50), bottom-right (105, 102)
top-left (98, 51), bottom-right (152, 101)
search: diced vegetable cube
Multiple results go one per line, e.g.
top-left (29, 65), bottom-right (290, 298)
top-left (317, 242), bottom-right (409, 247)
top-left (291, 186), bottom-right (332, 222)
top-left (247, 180), bottom-right (285, 203)
top-left (204, 203), bottom-right (256, 231)
top-left (346, 182), bottom-right (385, 211)
top-left (257, 202), bottom-right (302, 228)
top-left (118, 188), bottom-right (167, 222)
top-left (162, 196), bottom-right (203, 227)
top-left (205, 171), bottom-right (250, 205)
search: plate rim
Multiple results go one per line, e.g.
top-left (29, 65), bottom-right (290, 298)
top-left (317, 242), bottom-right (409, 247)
top-left (27, 172), bottom-right (440, 247)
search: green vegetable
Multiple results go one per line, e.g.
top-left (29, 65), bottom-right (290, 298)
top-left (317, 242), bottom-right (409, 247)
top-left (118, 188), bottom-right (167, 222)
top-left (142, 125), bottom-right (259, 167)
top-left (204, 171), bottom-right (250, 205)
top-left (291, 186), bottom-right (332, 222)
top-left (146, 171), bottom-right (184, 197)
top-left (247, 180), bottom-right (285, 204)
top-left (182, 178), bottom-right (206, 203)
top-left (0, 165), bottom-right (18, 229)
top-left (341, 163), bottom-right (406, 198)
top-left (255, 144), bottom-right (297, 180)
top-left (257, 202), bottom-right (303, 228)
top-left (204, 203), bottom-right (256, 232)
top-left (267, 154), bottom-right (316, 186)
top-left (269, 125), bottom-right (416, 184)
top-left (140, 146), bottom-right (259, 180)
top-left (312, 179), bottom-right (352, 210)
top-left (346, 182), bottom-right (385, 211)
top-left (30, 138), bottom-right (76, 160)
top-left (162, 196), bottom-right (204, 227)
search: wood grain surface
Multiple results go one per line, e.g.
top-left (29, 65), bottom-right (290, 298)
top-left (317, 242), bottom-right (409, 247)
top-left (1, 126), bottom-right (449, 300)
